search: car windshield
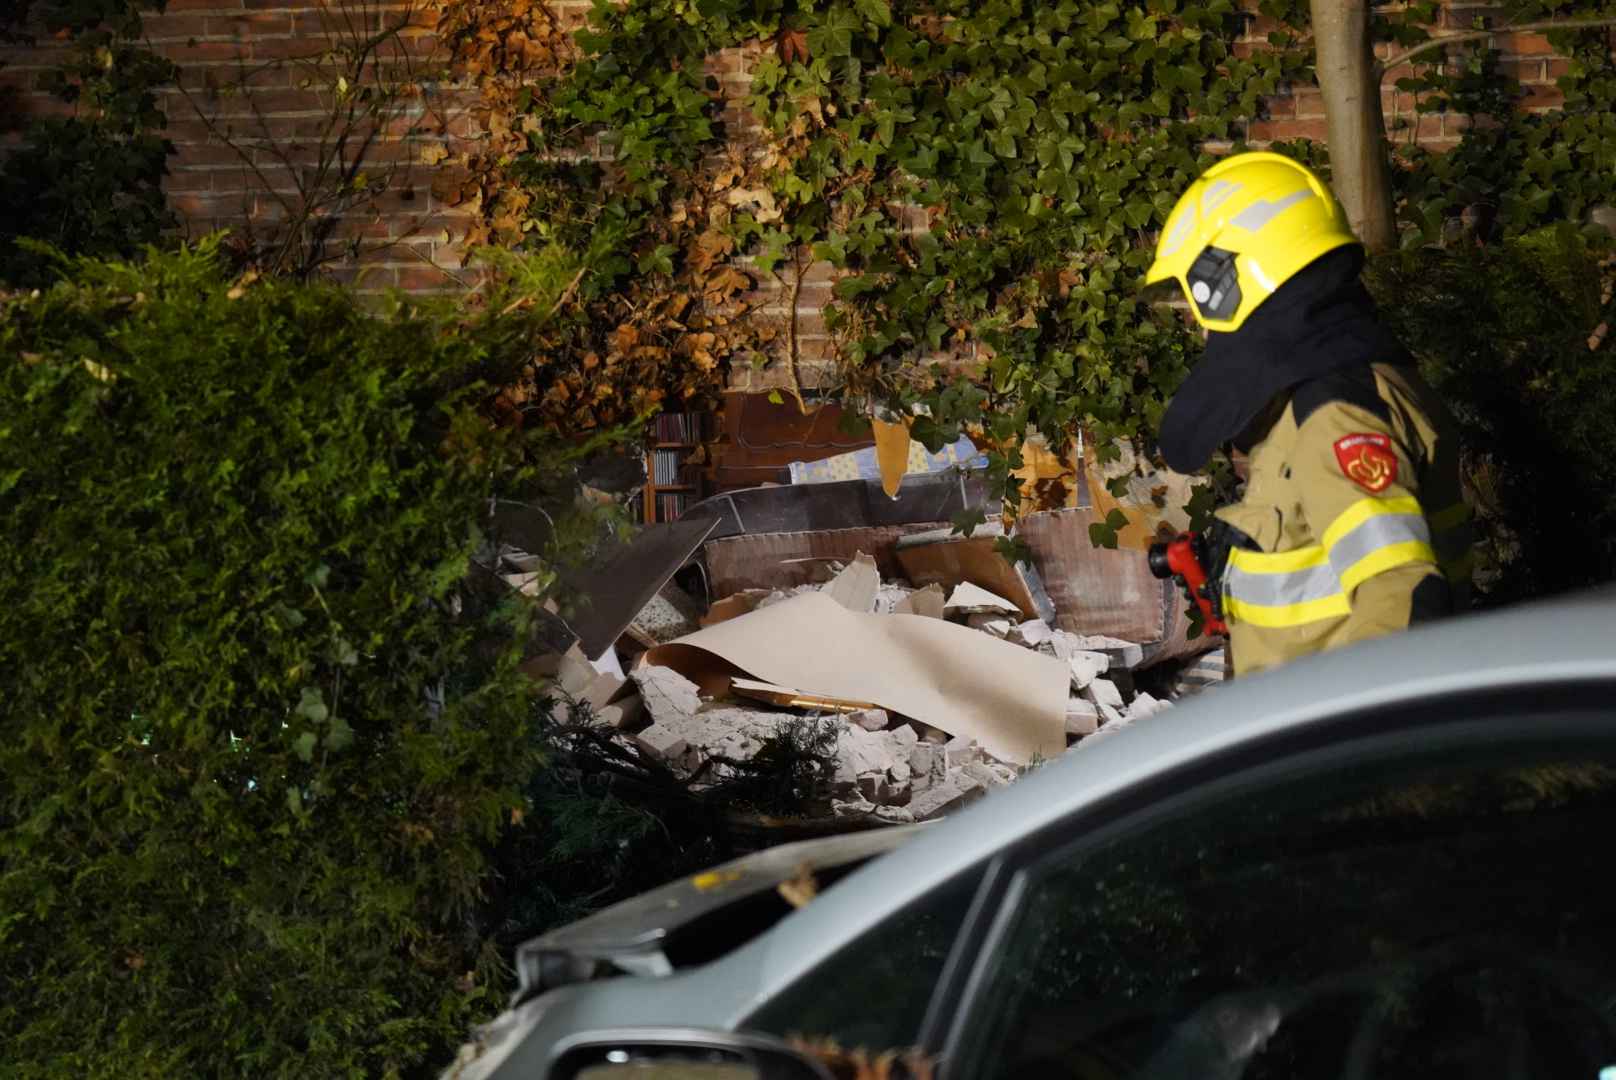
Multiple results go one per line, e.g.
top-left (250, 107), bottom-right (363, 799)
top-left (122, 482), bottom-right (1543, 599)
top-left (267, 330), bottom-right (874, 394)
top-left (961, 708), bottom-right (1616, 1080)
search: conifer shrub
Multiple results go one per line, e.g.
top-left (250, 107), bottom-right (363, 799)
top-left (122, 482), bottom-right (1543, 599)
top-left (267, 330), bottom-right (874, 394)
top-left (0, 238), bottom-right (605, 1079)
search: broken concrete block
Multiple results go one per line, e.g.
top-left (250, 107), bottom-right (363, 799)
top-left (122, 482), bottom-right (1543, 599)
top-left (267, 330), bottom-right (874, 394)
top-left (835, 722), bottom-right (896, 782)
top-left (580, 671), bottom-right (626, 712)
top-left (1083, 677), bottom-right (1125, 710)
top-left (964, 760), bottom-right (1009, 790)
top-left (907, 770), bottom-right (987, 820)
top-left (871, 804), bottom-right (917, 825)
top-left (1009, 619), bottom-right (1053, 648)
top-left (857, 773), bottom-right (901, 804)
top-left (880, 724), bottom-right (920, 762)
top-left (1127, 692), bottom-right (1170, 721)
top-left (1067, 634), bottom-right (1144, 669)
top-left (945, 736), bottom-right (981, 769)
top-left (832, 795), bottom-right (875, 820)
top-left (848, 707), bottom-right (889, 732)
top-left (966, 614), bottom-right (1013, 638)
top-left (610, 692), bottom-right (645, 728)
top-left (908, 743), bottom-right (943, 778)
top-left (633, 725), bottom-right (688, 760)
top-left (889, 760), bottom-right (912, 783)
top-left (630, 665), bottom-right (702, 725)
top-left (1096, 700), bottom-right (1125, 726)
top-left (1066, 651), bottom-right (1109, 690)
top-left (1065, 697), bottom-right (1100, 736)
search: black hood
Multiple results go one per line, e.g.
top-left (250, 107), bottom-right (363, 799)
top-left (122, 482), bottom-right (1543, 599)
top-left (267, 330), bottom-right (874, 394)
top-left (1156, 245), bottom-right (1411, 474)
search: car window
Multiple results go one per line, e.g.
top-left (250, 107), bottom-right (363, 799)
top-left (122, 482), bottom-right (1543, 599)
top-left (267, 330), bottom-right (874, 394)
top-left (747, 866), bottom-right (985, 1054)
top-left (955, 709), bottom-right (1616, 1080)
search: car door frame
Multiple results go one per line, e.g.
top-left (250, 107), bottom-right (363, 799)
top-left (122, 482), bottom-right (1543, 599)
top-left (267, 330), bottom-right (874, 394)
top-left (914, 679), bottom-right (1616, 1079)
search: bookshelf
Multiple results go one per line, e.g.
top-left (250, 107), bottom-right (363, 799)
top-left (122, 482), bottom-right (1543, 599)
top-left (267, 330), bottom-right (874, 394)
top-left (636, 411), bottom-right (707, 524)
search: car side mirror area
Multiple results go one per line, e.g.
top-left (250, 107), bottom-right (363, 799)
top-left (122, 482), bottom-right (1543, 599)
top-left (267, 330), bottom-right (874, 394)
top-left (550, 1030), bottom-right (833, 1080)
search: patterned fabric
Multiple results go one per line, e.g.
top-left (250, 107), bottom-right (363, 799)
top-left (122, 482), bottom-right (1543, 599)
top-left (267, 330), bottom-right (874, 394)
top-left (788, 434), bottom-right (988, 485)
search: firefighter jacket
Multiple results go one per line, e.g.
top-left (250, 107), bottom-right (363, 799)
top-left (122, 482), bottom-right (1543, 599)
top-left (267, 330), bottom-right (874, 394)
top-left (1213, 362), bottom-right (1471, 676)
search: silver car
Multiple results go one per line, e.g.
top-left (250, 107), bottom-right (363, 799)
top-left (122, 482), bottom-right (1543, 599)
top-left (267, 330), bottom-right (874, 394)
top-left (452, 592), bottom-right (1616, 1080)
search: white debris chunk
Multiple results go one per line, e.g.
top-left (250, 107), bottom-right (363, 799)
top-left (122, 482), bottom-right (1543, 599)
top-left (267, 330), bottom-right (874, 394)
top-left (944, 735), bottom-right (981, 768)
top-left (834, 722), bottom-right (896, 782)
top-left (1008, 619), bottom-right (1053, 648)
top-left (1127, 692), bottom-right (1170, 720)
top-left (871, 804), bottom-right (917, 825)
top-left (629, 665), bottom-right (703, 724)
top-left (1065, 697), bottom-right (1099, 736)
top-left (1082, 677), bottom-right (1125, 710)
top-left (847, 707), bottom-right (889, 732)
top-left (880, 723), bottom-right (919, 760)
top-left (1066, 650), bottom-right (1109, 690)
top-left (907, 770), bottom-right (987, 820)
top-left (1067, 634), bottom-right (1144, 669)
top-left (874, 583), bottom-right (914, 615)
top-left (966, 614), bottom-right (1013, 638)
top-left (964, 760), bottom-right (1009, 790)
top-left (633, 725), bottom-right (688, 760)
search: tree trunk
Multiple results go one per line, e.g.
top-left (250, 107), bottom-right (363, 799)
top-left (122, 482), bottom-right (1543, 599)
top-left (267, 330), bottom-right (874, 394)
top-left (1313, 0), bottom-right (1399, 252)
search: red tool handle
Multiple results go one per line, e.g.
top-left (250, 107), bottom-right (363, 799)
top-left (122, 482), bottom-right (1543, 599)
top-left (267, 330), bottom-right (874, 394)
top-left (1162, 534), bottom-right (1227, 637)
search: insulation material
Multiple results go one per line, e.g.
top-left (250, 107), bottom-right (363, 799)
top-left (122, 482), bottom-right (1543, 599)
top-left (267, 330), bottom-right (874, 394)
top-left (644, 591), bottom-right (1067, 765)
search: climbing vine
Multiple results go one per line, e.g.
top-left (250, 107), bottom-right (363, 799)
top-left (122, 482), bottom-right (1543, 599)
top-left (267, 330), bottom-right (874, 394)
top-left (430, 0), bottom-right (1616, 531)
top-left (433, 0), bottom-right (1311, 521)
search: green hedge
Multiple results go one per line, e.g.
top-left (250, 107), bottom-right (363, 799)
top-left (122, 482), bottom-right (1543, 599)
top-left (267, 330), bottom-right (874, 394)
top-left (0, 239), bottom-right (600, 1078)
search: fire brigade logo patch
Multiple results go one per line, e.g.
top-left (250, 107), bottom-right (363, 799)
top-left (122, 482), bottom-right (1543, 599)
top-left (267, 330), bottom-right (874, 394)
top-left (1333, 433), bottom-right (1398, 492)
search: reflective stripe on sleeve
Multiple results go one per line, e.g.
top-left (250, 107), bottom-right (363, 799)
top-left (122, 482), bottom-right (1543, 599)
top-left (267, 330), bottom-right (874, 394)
top-left (1223, 545), bottom-right (1352, 628)
top-left (1321, 496), bottom-right (1437, 594)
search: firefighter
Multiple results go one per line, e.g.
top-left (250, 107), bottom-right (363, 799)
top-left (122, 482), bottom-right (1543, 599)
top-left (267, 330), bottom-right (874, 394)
top-left (1144, 151), bottom-right (1471, 676)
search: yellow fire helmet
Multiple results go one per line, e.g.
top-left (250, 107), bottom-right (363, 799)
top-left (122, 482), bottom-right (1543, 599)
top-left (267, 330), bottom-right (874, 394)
top-left (1146, 152), bottom-right (1360, 332)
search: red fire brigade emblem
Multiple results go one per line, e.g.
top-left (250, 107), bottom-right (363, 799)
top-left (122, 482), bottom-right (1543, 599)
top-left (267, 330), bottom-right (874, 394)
top-left (1333, 432), bottom-right (1398, 493)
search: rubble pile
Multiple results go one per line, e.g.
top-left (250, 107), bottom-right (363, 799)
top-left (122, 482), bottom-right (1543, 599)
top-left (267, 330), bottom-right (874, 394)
top-left (530, 551), bottom-right (1214, 825)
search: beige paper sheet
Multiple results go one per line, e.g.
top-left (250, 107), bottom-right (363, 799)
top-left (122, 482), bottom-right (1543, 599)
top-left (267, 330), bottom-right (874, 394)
top-left (645, 591), bottom-right (1067, 765)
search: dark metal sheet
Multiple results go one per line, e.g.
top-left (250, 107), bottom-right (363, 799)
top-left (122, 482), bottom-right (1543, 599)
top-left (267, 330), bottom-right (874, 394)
top-left (681, 470), bottom-right (996, 541)
top-left (555, 517), bottom-right (719, 658)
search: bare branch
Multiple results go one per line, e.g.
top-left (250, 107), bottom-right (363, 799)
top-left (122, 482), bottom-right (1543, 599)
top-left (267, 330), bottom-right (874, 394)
top-left (1379, 17), bottom-right (1616, 76)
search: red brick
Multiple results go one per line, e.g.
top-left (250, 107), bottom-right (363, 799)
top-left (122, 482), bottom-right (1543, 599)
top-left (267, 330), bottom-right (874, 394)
top-left (1496, 31), bottom-right (1556, 56)
top-left (144, 13), bottom-right (217, 40)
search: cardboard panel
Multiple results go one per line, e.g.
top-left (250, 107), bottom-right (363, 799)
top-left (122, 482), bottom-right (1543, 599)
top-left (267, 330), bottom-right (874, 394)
top-left (1018, 507), bottom-right (1166, 645)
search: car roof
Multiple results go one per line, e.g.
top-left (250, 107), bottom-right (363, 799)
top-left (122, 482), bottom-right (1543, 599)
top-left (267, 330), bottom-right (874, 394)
top-left (527, 590), bottom-right (1616, 1038)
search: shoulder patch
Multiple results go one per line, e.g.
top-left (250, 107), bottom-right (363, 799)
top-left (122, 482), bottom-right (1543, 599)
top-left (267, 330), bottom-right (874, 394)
top-left (1334, 432), bottom-right (1398, 492)
top-left (1291, 366), bottom-right (1390, 427)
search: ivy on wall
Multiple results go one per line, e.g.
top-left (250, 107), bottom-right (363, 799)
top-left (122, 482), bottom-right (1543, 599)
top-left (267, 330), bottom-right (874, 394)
top-left (0, 0), bottom-right (176, 286)
top-left (436, 0), bottom-right (1314, 526)
top-left (1384, 0), bottom-right (1616, 245)
top-left (433, 0), bottom-right (1616, 537)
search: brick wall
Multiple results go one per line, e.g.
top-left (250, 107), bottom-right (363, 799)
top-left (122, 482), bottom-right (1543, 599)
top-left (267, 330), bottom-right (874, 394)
top-left (0, 0), bottom-right (1579, 351)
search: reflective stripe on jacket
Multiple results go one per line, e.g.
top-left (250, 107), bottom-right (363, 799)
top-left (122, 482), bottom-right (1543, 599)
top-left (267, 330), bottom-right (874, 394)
top-left (1214, 363), bottom-right (1470, 675)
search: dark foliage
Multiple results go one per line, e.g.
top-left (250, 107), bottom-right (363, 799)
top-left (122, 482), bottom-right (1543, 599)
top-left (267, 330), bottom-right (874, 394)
top-left (0, 238), bottom-right (607, 1079)
top-left (1366, 227), bottom-right (1616, 601)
